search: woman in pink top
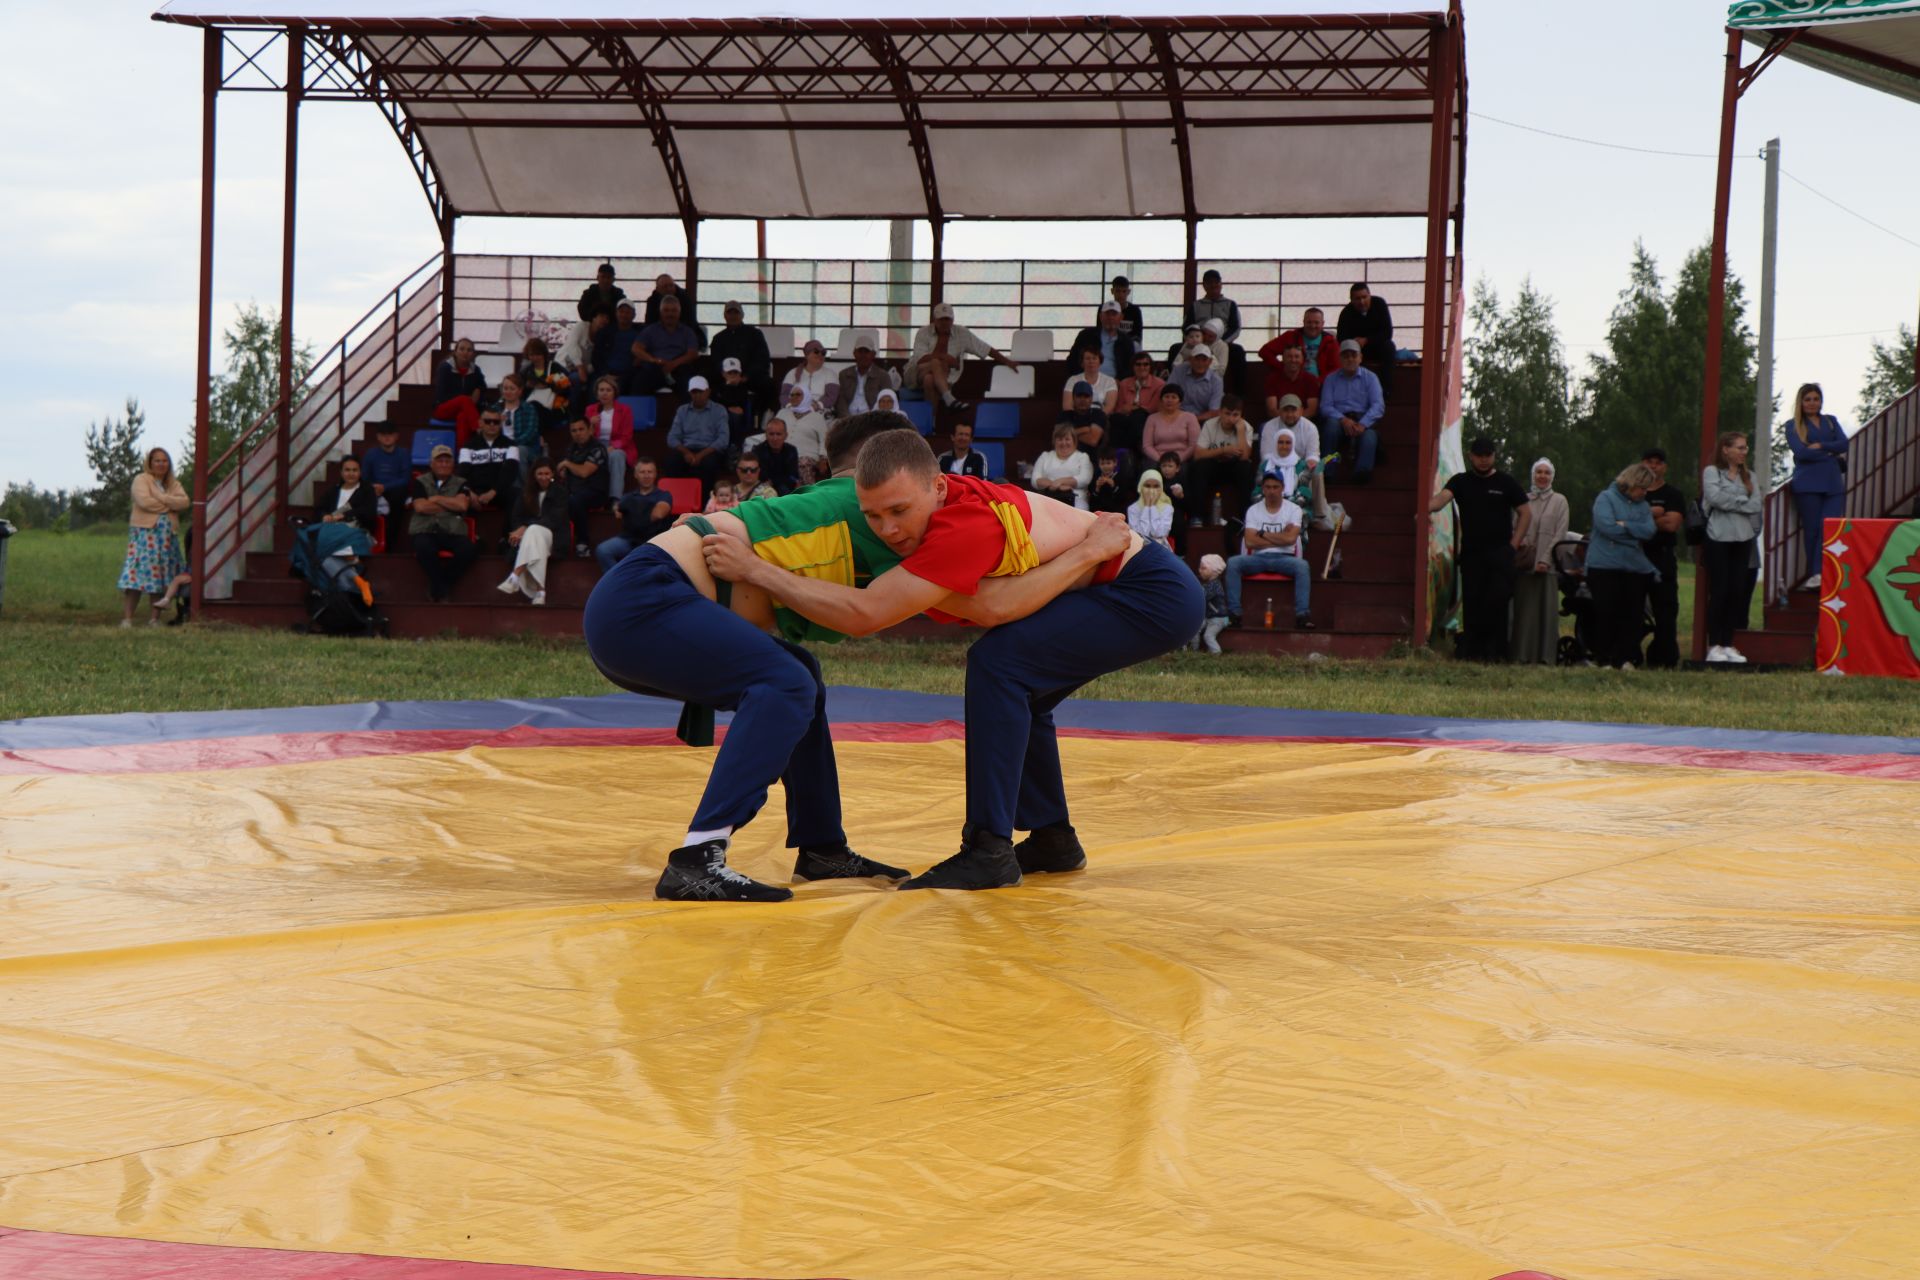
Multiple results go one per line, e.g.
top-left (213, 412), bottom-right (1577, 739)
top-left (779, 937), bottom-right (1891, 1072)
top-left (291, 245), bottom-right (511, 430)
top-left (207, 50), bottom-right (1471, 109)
top-left (1140, 384), bottom-right (1201, 462)
top-left (576, 375), bottom-right (638, 497)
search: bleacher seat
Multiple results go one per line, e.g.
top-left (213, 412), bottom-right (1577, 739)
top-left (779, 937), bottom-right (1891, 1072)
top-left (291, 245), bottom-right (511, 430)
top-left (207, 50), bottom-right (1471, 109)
top-left (971, 402), bottom-right (1021, 439)
top-left (410, 428), bottom-right (456, 466)
top-left (488, 319), bottom-right (524, 352)
top-left (974, 442), bottom-right (1006, 480)
top-left (658, 477), bottom-right (702, 513)
top-left (985, 365), bottom-right (1034, 399)
top-left (475, 352), bottom-right (515, 384)
top-left (617, 395), bottom-right (658, 431)
top-left (1010, 329), bottom-right (1055, 363)
top-left (835, 327), bottom-right (879, 357)
top-left (437, 516), bottom-right (479, 560)
top-left (901, 400), bottom-right (935, 435)
top-left (762, 324), bottom-right (795, 359)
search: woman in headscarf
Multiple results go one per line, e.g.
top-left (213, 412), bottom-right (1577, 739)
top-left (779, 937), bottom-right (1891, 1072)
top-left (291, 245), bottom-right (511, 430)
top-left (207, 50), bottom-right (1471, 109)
top-left (1126, 468), bottom-right (1176, 549)
top-left (1509, 457), bottom-right (1570, 665)
top-left (780, 338), bottom-right (839, 413)
top-left (873, 387), bottom-right (902, 418)
top-left (779, 381), bottom-right (832, 478)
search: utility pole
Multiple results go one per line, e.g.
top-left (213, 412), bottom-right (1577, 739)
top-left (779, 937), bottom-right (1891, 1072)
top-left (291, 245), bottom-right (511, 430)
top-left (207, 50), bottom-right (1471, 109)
top-left (1753, 137), bottom-right (1780, 485)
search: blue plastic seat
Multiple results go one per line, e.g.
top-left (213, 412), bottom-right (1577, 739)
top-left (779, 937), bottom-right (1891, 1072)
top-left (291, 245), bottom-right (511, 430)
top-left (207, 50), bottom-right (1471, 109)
top-left (974, 442), bottom-right (1006, 480)
top-left (972, 402), bottom-right (1021, 439)
top-left (901, 400), bottom-right (936, 436)
top-left (617, 395), bottom-right (658, 430)
top-left (410, 428), bottom-right (457, 466)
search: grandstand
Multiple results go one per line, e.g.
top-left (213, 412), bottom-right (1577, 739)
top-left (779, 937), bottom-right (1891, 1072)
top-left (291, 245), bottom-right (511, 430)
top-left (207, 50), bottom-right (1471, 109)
top-left (157, 2), bottom-right (1466, 657)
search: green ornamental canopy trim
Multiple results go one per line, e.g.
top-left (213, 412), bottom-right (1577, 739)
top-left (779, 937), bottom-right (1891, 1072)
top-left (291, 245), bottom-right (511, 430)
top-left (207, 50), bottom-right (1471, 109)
top-left (1730, 0), bottom-right (1920, 27)
top-left (1729, 0), bottom-right (1920, 106)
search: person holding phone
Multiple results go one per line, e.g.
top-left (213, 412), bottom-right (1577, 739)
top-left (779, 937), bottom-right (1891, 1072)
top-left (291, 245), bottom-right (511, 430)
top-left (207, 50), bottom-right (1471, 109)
top-left (1785, 382), bottom-right (1849, 590)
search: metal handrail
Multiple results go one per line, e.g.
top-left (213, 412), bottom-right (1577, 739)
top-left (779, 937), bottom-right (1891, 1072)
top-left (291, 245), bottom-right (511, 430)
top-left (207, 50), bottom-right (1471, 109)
top-left (1760, 383), bottom-right (1920, 605)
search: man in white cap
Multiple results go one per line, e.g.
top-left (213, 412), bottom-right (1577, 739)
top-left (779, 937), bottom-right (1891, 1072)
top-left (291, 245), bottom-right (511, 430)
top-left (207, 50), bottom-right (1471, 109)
top-left (1166, 342), bottom-right (1223, 425)
top-left (408, 443), bottom-right (477, 603)
top-left (834, 330), bottom-right (900, 419)
top-left (907, 301), bottom-right (1019, 413)
top-left (665, 374), bottom-right (732, 501)
top-left (713, 355), bottom-right (757, 448)
top-left (1067, 300), bottom-right (1137, 379)
top-left (1318, 338), bottom-right (1386, 483)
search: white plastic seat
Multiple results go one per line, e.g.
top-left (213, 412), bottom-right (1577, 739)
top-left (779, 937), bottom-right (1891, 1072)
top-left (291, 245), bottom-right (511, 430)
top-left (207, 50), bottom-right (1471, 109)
top-left (985, 365), bottom-right (1035, 399)
top-left (475, 352), bottom-right (516, 383)
top-left (761, 324), bottom-right (796, 359)
top-left (835, 327), bottom-right (880, 358)
top-left (1010, 328), bottom-right (1055, 363)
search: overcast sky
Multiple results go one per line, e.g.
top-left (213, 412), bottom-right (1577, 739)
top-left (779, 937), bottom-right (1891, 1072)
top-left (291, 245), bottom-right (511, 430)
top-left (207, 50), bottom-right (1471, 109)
top-left (3, 0), bottom-right (1917, 492)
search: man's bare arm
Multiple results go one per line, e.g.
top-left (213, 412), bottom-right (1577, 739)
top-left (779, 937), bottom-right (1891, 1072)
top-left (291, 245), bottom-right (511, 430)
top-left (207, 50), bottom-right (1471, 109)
top-left (946, 515), bottom-right (1131, 626)
top-left (704, 536), bottom-right (949, 637)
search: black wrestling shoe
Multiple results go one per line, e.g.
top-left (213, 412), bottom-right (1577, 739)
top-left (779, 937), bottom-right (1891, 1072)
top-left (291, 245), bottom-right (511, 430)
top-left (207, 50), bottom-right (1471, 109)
top-left (899, 824), bottom-right (1022, 891)
top-left (655, 842), bottom-right (793, 902)
top-left (1014, 822), bottom-right (1087, 875)
top-left (791, 844), bottom-right (910, 883)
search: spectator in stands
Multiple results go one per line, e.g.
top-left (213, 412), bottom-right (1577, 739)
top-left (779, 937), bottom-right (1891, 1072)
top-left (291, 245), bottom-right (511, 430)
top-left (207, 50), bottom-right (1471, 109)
top-left (1169, 321), bottom-right (1228, 373)
top-left (1187, 269), bottom-right (1245, 383)
top-left (1069, 301), bottom-right (1136, 380)
top-left (1336, 282), bottom-right (1395, 398)
top-left (713, 357), bottom-right (757, 448)
top-left (1585, 462), bottom-right (1660, 671)
top-left (432, 336), bottom-right (487, 445)
top-left (1639, 446), bottom-right (1686, 668)
top-left (781, 339), bottom-right (838, 412)
top-left (1127, 468), bottom-right (1176, 550)
top-left (593, 457), bottom-right (673, 572)
top-left (1059, 380), bottom-right (1110, 453)
top-left (576, 263), bottom-right (625, 322)
top-left (872, 387), bottom-right (905, 421)
top-left (705, 480), bottom-right (740, 514)
top-left (709, 300), bottom-right (774, 415)
top-left (559, 312), bottom-right (606, 396)
top-left (1031, 424), bottom-right (1094, 509)
top-left (1702, 431), bottom-right (1763, 664)
top-left (938, 422), bottom-right (987, 478)
top-left (1167, 344), bottom-right (1223, 424)
top-left (598, 300), bottom-right (643, 387)
top-left (317, 455), bottom-right (378, 531)
top-left (642, 273), bottom-right (693, 327)
top-left (753, 418), bottom-right (802, 494)
top-left (359, 420), bottom-right (411, 517)
top-left (1111, 351), bottom-right (1164, 457)
top-left (1142, 385), bottom-right (1201, 465)
top-left (1259, 397), bottom-right (1332, 529)
top-left (664, 374), bottom-right (730, 500)
top-left (1089, 447), bottom-right (1132, 515)
top-left (118, 446), bottom-right (189, 628)
top-left (457, 403), bottom-right (520, 514)
top-left (557, 417), bottom-right (611, 558)
top-left (1107, 276), bottom-right (1146, 343)
top-left (731, 452), bottom-right (779, 505)
top-left (1260, 341), bottom-right (1323, 420)
top-left (1510, 458), bottom-right (1570, 666)
top-left (1265, 306), bottom-right (1341, 378)
top-left (409, 444), bottom-right (477, 603)
top-left (1157, 451), bottom-right (1194, 548)
top-left (516, 339), bottom-right (571, 422)
top-left (1188, 393), bottom-right (1254, 526)
top-left (499, 459), bottom-right (569, 606)
top-left (779, 384), bottom-right (832, 475)
top-left (499, 373), bottom-right (544, 489)
top-left (1062, 348), bottom-right (1118, 416)
top-left (1226, 473), bottom-right (1312, 630)
top-left (907, 301), bottom-right (1019, 413)
top-left (1191, 554), bottom-right (1231, 654)
top-left (627, 295), bottom-right (705, 395)
top-left (1786, 382), bottom-right (1849, 590)
top-left (1431, 437), bottom-right (1530, 662)
top-left (836, 334), bottom-right (900, 418)
top-left (576, 376), bottom-right (636, 499)
top-left (1319, 340), bottom-right (1385, 482)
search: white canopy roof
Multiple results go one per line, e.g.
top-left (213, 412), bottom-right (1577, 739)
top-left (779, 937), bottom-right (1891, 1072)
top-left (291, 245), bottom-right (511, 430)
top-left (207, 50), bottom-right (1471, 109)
top-left (1730, 0), bottom-right (1920, 107)
top-left (153, 3), bottom-right (1466, 224)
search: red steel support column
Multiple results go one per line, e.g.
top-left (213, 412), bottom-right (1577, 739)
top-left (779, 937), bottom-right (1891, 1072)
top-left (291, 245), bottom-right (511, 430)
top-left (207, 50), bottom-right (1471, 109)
top-left (1413, 12), bottom-right (1457, 647)
top-left (438, 208), bottom-right (456, 355)
top-left (189, 27), bottom-right (219, 618)
top-left (1182, 219), bottom-right (1198, 322)
top-left (684, 217), bottom-right (700, 312)
top-left (275, 26), bottom-right (303, 536)
top-left (1694, 27), bottom-right (1745, 662)
top-left (930, 218), bottom-right (946, 303)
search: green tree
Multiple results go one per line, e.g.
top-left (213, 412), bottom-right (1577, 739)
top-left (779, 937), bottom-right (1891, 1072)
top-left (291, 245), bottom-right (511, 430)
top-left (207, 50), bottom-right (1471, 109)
top-left (1461, 275), bottom-right (1579, 486)
top-left (178, 302), bottom-right (316, 493)
top-left (78, 398), bottom-right (148, 523)
top-left (0, 481), bottom-right (73, 530)
top-left (1857, 323), bottom-right (1917, 421)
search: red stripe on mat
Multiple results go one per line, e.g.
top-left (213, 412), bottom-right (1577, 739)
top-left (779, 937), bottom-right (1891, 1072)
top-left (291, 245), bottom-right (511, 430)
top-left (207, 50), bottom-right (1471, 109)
top-left (5, 721), bottom-right (1920, 781)
top-left (0, 1226), bottom-right (827, 1280)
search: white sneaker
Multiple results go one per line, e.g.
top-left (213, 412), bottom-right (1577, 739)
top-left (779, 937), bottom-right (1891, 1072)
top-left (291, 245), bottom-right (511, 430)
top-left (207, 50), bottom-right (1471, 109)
top-left (1799, 573), bottom-right (1821, 591)
top-left (1706, 645), bottom-right (1727, 662)
top-left (1618, 661), bottom-right (1635, 672)
top-left (118, 618), bottom-right (133, 629)
top-left (1722, 646), bottom-right (1748, 664)
top-left (529, 590), bottom-right (546, 606)
top-left (497, 574), bottom-right (521, 595)
top-left (574, 543), bottom-right (590, 558)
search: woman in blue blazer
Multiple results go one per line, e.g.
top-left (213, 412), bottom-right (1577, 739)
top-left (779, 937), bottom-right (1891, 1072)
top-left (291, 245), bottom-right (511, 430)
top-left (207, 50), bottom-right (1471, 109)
top-left (1786, 382), bottom-right (1849, 590)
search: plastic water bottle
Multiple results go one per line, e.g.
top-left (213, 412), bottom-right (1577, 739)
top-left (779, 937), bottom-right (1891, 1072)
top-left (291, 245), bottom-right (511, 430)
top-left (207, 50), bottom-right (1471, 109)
top-left (1263, 597), bottom-right (1274, 630)
top-left (1211, 493), bottom-right (1222, 525)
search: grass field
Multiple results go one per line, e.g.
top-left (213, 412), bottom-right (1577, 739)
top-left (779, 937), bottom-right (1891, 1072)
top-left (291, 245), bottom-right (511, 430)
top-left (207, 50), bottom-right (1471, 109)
top-left (5, 528), bottom-right (1917, 737)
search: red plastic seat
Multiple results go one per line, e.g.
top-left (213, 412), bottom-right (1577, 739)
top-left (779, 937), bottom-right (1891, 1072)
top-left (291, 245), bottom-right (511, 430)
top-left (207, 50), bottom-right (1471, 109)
top-left (436, 516), bottom-right (478, 560)
top-left (657, 477), bottom-right (703, 513)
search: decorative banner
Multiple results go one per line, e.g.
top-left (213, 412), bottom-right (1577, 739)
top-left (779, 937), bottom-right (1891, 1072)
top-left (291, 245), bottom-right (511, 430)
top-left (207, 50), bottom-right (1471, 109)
top-left (1817, 517), bottom-right (1920, 678)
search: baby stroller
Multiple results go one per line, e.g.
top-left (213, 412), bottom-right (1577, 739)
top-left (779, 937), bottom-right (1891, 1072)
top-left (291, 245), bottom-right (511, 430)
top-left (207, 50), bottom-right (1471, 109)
top-left (290, 520), bottom-right (386, 638)
top-left (1551, 534), bottom-right (1594, 666)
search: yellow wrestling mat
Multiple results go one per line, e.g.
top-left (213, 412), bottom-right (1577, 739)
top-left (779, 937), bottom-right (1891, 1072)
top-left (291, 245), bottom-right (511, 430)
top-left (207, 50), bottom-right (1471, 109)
top-left (4, 730), bottom-right (1919, 1278)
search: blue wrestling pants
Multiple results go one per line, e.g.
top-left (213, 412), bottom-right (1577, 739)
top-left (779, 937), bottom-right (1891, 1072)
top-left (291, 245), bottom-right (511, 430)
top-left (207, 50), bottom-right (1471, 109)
top-left (582, 544), bottom-right (844, 846)
top-left (964, 539), bottom-right (1205, 839)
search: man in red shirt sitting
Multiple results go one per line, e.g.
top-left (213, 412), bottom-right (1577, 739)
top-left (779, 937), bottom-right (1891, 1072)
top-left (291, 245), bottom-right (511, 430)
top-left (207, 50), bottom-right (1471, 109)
top-left (702, 429), bottom-right (1202, 891)
top-left (1259, 342), bottom-right (1323, 421)
top-left (1261, 306), bottom-right (1341, 379)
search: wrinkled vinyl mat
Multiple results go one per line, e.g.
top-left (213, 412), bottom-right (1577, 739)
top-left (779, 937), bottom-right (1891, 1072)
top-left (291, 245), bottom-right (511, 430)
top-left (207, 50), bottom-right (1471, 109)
top-left (3, 690), bottom-right (1918, 1280)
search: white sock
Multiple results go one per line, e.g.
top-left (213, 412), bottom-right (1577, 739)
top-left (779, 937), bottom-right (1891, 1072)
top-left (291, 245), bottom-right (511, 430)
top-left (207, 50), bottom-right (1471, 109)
top-left (684, 827), bottom-right (732, 852)
top-left (941, 390), bottom-right (958, 406)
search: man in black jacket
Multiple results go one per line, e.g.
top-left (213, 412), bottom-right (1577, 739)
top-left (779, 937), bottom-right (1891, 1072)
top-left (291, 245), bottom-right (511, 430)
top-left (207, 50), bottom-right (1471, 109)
top-left (1638, 446), bottom-right (1687, 668)
top-left (1104, 275), bottom-right (1147, 345)
top-left (708, 301), bottom-right (774, 419)
top-left (457, 403), bottom-right (521, 517)
top-left (1336, 282), bottom-right (1395, 400)
top-left (1067, 302), bottom-right (1137, 381)
top-left (937, 422), bottom-right (987, 477)
top-left (752, 418), bottom-right (803, 495)
top-left (576, 263), bottom-right (626, 322)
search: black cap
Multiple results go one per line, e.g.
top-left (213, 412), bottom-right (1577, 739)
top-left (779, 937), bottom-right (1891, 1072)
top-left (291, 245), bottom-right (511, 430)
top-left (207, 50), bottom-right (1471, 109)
top-left (1469, 436), bottom-right (1497, 457)
top-left (1202, 269), bottom-right (1222, 283)
top-left (371, 418), bottom-right (398, 434)
top-left (1641, 445), bottom-right (1667, 462)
